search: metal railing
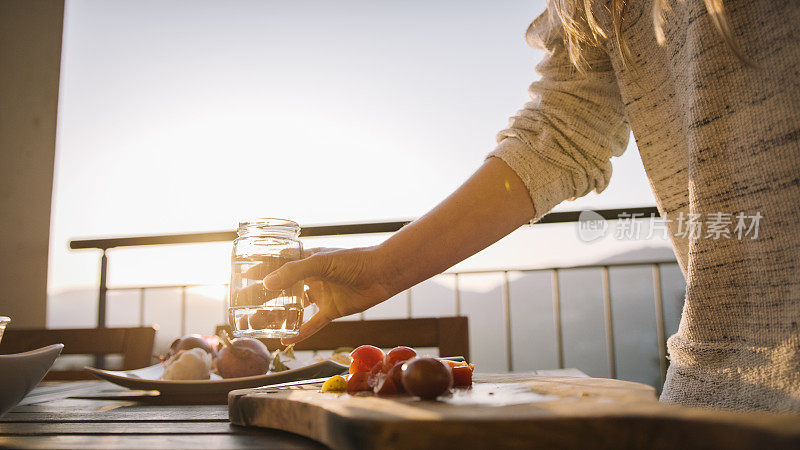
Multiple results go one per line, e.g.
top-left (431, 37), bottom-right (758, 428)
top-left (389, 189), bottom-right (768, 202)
top-left (442, 260), bottom-right (676, 381)
top-left (70, 206), bottom-right (668, 373)
top-left (103, 259), bottom-right (678, 384)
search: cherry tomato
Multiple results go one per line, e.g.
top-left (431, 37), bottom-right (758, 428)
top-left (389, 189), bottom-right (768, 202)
top-left (346, 371), bottom-right (371, 394)
top-left (364, 360), bottom-right (399, 395)
top-left (349, 345), bottom-right (385, 374)
top-left (401, 357), bottom-right (453, 400)
top-left (452, 364), bottom-right (473, 387)
top-left (385, 346), bottom-right (417, 367)
top-left (373, 374), bottom-right (399, 395)
top-left (366, 360), bottom-right (387, 388)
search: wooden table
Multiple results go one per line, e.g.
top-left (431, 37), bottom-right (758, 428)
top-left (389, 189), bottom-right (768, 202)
top-left (4, 371), bottom-right (798, 449)
top-left (0, 381), bottom-right (325, 449)
top-left (0, 369), bottom-right (588, 449)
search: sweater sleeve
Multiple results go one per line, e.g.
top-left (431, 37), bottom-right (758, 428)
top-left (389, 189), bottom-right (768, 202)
top-left (488, 9), bottom-right (630, 221)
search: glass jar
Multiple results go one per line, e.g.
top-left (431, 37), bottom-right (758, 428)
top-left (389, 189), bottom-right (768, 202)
top-left (229, 218), bottom-right (304, 338)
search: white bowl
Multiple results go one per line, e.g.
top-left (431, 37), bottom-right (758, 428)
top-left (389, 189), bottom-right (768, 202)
top-left (0, 343), bottom-right (64, 417)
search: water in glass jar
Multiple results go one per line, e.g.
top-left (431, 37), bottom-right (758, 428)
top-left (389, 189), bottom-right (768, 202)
top-left (229, 256), bottom-right (303, 338)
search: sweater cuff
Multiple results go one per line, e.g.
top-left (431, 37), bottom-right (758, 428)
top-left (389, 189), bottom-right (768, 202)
top-left (488, 137), bottom-right (574, 223)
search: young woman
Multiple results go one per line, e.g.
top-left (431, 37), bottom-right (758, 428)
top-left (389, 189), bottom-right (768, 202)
top-left (265, 0), bottom-right (799, 412)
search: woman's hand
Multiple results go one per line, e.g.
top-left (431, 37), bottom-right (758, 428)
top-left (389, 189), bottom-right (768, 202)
top-left (263, 246), bottom-right (398, 345)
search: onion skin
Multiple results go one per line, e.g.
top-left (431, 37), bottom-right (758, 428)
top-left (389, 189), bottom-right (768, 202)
top-left (216, 338), bottom-right (271, 379)
top-left (166, 334), bottom-right (217, 359)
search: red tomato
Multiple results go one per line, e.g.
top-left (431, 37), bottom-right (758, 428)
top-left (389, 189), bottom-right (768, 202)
top-left (349, 345), bottom-right (385, 374)
top-left (366, 360), bottom-right (387, 388)
top-left (385, 346), bottom-right (417, 367)
top-left (373, 374), bottom-right (398, 395)
top-left (452, 364), bottom-right (473, 387)
top-left (346, 372), bottom-right (371, 394)
top-left (366, 360), bottom-right (399, 395)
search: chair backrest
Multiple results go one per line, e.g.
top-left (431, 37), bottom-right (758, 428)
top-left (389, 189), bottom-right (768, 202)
top-left (218, 317), bottom-right (470, 361)
top-left (0, 326), bottom-right (157, 380)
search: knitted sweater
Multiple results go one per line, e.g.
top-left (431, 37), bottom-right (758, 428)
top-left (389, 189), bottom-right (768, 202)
top-left (489, 0), bottom-right (800, 412)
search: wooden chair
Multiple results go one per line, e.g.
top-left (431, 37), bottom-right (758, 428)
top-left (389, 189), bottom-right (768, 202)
top-left (218, 317), bottom-right (470, 361)
top-left (0, 326), bottom-right (157, 380)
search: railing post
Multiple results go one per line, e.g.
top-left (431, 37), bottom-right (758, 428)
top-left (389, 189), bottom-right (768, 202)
top-left (180, 286), bottom-right (187, 336)
top-left (652, 264), bottom-right (668, 385)
top-left (138, 288), bottom-right (145, 327)
top-left (601, 266), bottom-right (616, 379)
top-left (97, 250), bottom-right (108, 328)
top-left (502, 271), bottom-right (513, 372)
top-left (552, 269), bottom-right (564, 369)
top-left (453, 273), bottom-right (461, 316)
top-left (406, 289), bottom-right (412, 319)
top-left (95, 249), bottom-right (108, 368)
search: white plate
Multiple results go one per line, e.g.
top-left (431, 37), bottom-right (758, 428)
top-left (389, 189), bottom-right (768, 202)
top-left (85, 359), bottom-right (348, 396)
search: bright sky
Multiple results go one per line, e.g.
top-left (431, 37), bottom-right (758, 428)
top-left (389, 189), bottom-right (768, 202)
top-left (49, 0), bottom-right (662, 298)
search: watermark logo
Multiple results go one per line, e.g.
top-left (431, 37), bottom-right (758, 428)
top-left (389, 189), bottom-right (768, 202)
top-left (576, 210), bottom-right (762, 242)
top-left (577, 210), bottom-right (609, 242)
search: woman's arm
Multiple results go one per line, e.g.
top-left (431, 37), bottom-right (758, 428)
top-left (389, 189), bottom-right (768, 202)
top-left (376, 156), bottom-right (534, 294)
top-left (267, 5), bottom-right (630, 345)
top-left (265, 157), bottom-right (534, 344)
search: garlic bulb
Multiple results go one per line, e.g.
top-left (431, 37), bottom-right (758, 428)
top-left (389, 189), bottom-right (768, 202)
top-left (161, 347), bottom-right (212, 380)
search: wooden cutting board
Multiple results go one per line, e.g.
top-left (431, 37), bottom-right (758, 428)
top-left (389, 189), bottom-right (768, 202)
top-left (228, 374), bottom-right (800, 450)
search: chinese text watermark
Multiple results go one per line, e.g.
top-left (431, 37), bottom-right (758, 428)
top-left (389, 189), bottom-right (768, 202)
top-left (577, 211), bottom-right (762, 242)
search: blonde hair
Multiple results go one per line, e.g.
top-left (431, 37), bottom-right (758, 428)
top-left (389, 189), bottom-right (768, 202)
top-left (552, 0), bottom-right (754, 70)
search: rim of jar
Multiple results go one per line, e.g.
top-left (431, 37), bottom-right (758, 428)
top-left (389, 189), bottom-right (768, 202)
top-left (237, 218), bottom-right (300, 238)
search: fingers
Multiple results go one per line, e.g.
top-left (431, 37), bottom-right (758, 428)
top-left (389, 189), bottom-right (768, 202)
top-left (264, 254), bottom-right (327, 291)
top-left (301, 247), bottom-right (340, 258)
top-left (301, 278), bottom-right (325, 307)
top-left (280, 312), bottom-right (331, 345)
top-left (301, 289), bottom-right (316, 307)
top-left (302, 248), bottom-right (320, 258)
top-left (234, 282), bottom-right (281, 304)
top-left (251, 248), bottom-right (340, 282)
top-left (243, 255), bottom-right (293, 280)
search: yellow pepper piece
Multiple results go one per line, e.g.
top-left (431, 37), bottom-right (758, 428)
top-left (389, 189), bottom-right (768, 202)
top-left (321, 375), bottom-right (347, 393)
